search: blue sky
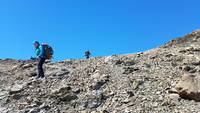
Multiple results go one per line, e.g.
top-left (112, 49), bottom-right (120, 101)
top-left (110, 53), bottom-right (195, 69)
top-left (0, 0), bottom-right (199, 61)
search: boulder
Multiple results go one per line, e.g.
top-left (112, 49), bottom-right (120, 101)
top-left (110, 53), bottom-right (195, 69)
top-left (51, 86), bottom-right (71, 94)
top-left (9, 84), bottom-right (23, 95)
top-left (167, 94), bottom-right (180, 101)
top-left (59, 93), bottom-right (78, 102)
top-left (50, 86), bottom-right (78, 102)
top-left (174, 74), bottom-right (200, 100)
top-left (22, 64), bottom-right (33, 69)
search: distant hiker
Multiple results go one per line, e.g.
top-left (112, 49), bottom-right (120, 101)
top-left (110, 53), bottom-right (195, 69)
top-left (85, 50), bottom-right (91, 59)
top-left (31, 41), bottom-right (46, 79)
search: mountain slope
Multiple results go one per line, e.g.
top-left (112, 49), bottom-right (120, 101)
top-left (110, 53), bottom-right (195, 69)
top-left (1, 30), bottom-right (200, 113)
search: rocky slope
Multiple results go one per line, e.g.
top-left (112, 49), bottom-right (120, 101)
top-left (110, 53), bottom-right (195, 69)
top-left (1, 30), bottom-right (200, 113)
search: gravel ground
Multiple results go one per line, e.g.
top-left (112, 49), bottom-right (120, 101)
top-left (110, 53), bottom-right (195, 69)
top-left (1, 30), bottom-right (200, 113)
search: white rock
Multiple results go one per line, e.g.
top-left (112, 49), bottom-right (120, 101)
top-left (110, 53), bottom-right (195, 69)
top-left (9, 84), bottom-right (23, 95)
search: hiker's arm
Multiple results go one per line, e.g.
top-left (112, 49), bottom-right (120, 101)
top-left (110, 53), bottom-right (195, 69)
top-left (30, 56), bottom-right (36, 60)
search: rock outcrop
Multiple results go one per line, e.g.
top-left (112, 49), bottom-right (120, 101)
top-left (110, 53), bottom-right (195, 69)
top-left (170, 74), bottom-right (200, 101)
top-left (176, 74), bottom-right (200, 100)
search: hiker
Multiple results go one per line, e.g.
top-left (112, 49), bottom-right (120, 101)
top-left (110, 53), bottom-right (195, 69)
top-left (31, 41), bottom-right (46, 79)
top-left (85, 50), bottom-right (91, 59)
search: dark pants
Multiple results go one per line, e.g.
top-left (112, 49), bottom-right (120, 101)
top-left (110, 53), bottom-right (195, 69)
top-left (37, 58), bottom-right (46, 78)
top-left (86, 56), bottom-right (90, 59)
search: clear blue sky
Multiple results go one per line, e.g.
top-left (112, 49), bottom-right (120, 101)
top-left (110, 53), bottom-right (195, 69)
top-left (0, 0), bottom-right (199, 61)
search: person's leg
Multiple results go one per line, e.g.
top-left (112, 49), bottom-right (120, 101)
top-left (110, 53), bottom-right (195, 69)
top-left (37, 58), bottom-right (45, 78)
top-left (40, 58), bottom-right (45, 78)
top-left (37, 58), bottom-right (42, 78)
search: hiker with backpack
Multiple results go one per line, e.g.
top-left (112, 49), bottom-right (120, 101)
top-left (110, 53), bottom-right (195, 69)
top-left (31, 41), bottom-right (46, 79)
top-left (31, 41), bottom-right (53, 80)
top-left (85, 50), bottom-right (91, 59)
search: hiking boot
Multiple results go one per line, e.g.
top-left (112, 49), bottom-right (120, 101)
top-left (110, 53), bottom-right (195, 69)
top-left (33, 77), bottom-right (39, 82)
top-left (40, 77), bottom-right (47, 83)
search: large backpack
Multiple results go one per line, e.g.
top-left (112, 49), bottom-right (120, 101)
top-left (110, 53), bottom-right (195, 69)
top-left (42, 43), bottom-right (54, 60)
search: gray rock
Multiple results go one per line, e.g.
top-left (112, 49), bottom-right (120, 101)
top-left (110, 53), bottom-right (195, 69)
top-left (9, 84), bottom-right (23, 95)
top-left (175, 74), bottom-right (200, 100)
